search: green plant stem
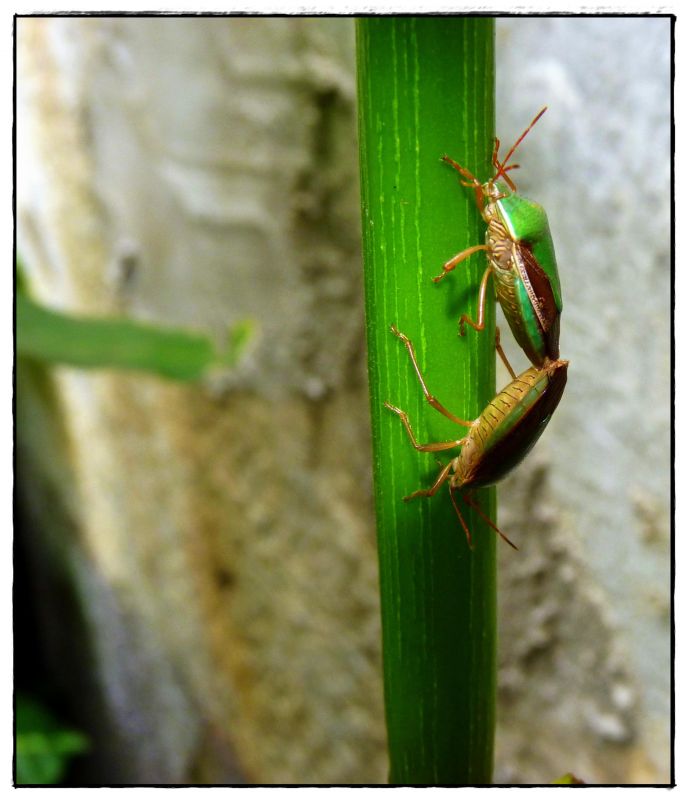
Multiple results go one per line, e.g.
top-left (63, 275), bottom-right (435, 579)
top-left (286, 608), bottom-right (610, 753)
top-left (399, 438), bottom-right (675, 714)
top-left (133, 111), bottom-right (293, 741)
top-left (356, 18), bottom-right (496, 785)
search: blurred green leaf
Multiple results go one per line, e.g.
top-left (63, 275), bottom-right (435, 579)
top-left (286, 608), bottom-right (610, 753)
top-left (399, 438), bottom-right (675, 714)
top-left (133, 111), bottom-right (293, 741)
top-left (15, 694), bottom-right (89, 785)
top-left (16, 286), bottom-right (252, 382)
top-left (220, 318), bottom-right (255, 369)
top-left (553, 772), bottom-right (585, 784)
top-left (16, 256), bottom-right (29, 295)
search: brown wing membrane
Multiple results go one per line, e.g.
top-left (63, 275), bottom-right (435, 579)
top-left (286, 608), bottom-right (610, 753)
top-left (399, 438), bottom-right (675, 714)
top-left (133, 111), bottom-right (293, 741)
top-left (518, 243), bottom-right (560, 360)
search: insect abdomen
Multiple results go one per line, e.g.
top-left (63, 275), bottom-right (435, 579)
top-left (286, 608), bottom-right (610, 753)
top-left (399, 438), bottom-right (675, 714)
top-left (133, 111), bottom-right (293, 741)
top-left (457, 361), bottom-right (568, 489)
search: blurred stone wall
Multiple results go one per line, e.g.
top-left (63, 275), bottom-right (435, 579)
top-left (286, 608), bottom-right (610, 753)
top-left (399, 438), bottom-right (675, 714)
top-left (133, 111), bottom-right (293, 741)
top-left (18, 17), bottom-right (383, 784)
top-left (494, 18), bottom-right (670, 783)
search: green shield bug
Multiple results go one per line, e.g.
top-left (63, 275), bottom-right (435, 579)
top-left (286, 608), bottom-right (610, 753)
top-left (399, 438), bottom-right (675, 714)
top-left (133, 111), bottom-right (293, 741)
top-left (384, 325), bottom-right (568, 548)
top-left (434, 107), bottom-right (563, 368)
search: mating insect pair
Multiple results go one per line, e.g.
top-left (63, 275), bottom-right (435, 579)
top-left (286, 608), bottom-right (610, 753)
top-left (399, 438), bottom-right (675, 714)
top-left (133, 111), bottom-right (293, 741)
top-left (386, 108), bottom-right (567, 548)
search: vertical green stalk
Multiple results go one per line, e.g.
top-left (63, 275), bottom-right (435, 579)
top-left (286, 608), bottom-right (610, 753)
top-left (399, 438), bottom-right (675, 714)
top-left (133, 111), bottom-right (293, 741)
top-left (356, 18), bottom-right (496, 784)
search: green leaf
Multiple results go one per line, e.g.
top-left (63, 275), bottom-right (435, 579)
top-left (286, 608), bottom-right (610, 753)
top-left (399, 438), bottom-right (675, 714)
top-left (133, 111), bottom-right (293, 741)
top-left (220, 318), bottom-right (255, 369)
top-left (357, 18), bottom-right (496, 785)
top-left (553, 772), bottom-right (585, 784)
top-left (16, 289), bottom-right (252, 382)
top-left (15, 694), bottom-right (89, 785)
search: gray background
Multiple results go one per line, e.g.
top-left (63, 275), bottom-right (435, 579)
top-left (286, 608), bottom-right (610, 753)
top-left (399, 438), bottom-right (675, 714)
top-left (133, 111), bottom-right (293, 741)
top-left (494, 17), bottom-right (670, 782)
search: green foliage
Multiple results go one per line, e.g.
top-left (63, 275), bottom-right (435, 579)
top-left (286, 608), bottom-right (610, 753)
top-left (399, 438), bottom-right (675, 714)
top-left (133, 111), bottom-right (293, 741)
top-left (15, 694), bottom-right (89, 785)
top-left (357, 18), bottom-right (496, 784)
top-left (553, 772), bottom-right (585, 784)
top-left (16, 262), bottom-right (253, 381)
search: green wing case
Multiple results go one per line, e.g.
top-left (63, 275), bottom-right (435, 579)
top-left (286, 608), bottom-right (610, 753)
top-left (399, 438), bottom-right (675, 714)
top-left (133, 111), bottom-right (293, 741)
top-left (496, 191), bottom-right (563, 313)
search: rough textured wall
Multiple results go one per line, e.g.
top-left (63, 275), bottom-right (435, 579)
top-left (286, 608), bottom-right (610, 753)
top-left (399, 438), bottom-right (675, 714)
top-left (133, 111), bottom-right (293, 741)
top-left (494, 17), bottom-right (671, 783)
top-left (17, 17), bottom-right (670, 785)
top-left (18, 17), bottom-right (385, 784)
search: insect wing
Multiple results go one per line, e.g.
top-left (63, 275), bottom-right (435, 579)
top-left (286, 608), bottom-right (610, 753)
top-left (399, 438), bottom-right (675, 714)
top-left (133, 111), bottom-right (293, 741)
top-left (517, 243), bottom-right (561, 360)
top-left (497, 192), bottom-right (563, 313)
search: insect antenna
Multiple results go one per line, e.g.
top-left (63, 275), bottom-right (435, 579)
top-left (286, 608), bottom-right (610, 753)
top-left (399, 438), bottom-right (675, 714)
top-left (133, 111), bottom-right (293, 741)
top-left (493, 106), bottom-right (547, 191)
top-left (493, 161), bottom-right (518, 192)
top-left (494, 164), bottom-right (521, 192)
top-left (462, 492), bottom-right (519, 550)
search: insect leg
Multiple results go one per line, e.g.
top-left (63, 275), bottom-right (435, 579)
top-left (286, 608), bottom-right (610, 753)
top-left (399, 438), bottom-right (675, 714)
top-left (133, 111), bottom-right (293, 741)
top-left (462, 491), bottom-right (518, 550)
top-left (456, 274), bottom-right (517, 378)
top-left (448, 487), bottom-right (474, 549)
top-left (402, 459), bottom-right (454, 502)
top-left (384, 402), bottom-right (468, 452)
top-left (441, 155), bottom-right (486, 212)
top-left (390, 326), bottom-right (473, 427)
top-left (458, 266), bottom-right (494, 336)
top-left (495, 325), bottom-right (517, 380)
top-left (433, 244), bottom-right (489, 284)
